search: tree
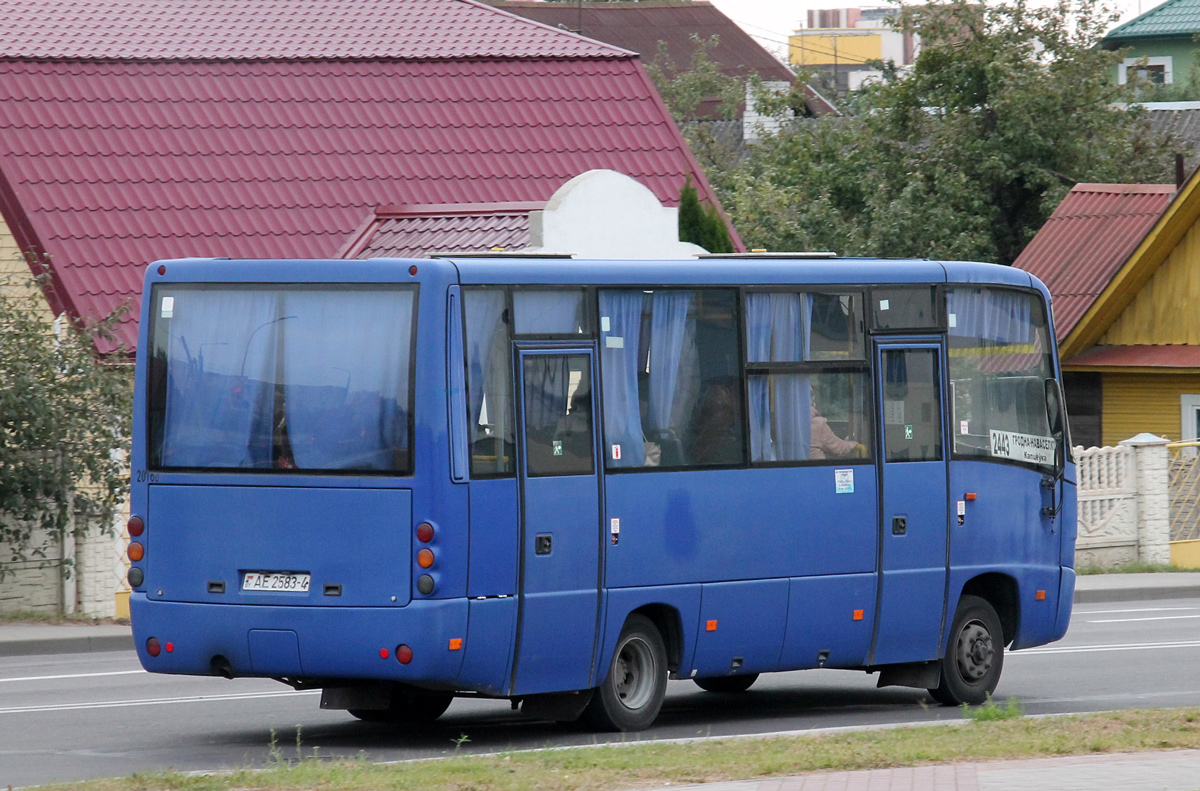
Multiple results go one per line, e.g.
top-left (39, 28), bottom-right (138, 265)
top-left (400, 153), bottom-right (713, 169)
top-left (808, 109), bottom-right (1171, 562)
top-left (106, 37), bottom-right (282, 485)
top-left (0, 258), bottom-right (132, 583)
top-left (645, 34), bottom-right (746, 121)
top-left (678, 180), bottom-right (734, 253)
top-left (720, 0), bottom-right (1179, 264)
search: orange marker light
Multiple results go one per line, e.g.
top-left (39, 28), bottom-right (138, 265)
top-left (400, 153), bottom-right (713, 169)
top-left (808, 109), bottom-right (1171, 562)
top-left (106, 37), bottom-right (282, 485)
top-left (853, 610), bottom-right (864, 621)
top-left (1036, 590), bottom-right (1047, 601)
top-left (417, 548), bottom-right (434, 568)
top-left (449, 638), bottom-right (463, 651)
top-left (706, 620), bottom-right (718, 632)
top-left (965, 492), bottom-right (978, 501)
top-left (127, 542), bottom-right (145, 562)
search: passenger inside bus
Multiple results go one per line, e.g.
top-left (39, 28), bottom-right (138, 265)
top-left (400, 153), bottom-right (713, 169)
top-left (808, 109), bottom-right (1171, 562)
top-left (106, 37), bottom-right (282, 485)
top-left (810, 400), bottom-right (866, 460)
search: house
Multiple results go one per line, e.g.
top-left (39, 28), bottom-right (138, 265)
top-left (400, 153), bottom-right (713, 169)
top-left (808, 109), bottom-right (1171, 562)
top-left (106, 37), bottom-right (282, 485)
top-left (0, 0), bottom-right (737, 354)
top-left (0, 0), bottom-right (737, 617)
top-left (790, 7), bottom-right (917, 94)
top-left (1102, 0), bottom-right (1200, 87)
top-left (487, 0), bottom-right (838, 129)
top-left (1014, 171), bottom-right (1200, 448)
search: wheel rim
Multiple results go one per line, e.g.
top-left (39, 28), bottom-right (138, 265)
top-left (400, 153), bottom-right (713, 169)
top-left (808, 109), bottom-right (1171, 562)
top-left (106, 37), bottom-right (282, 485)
top-left (612, 635), bottom-right (657, 710)
top-left (954, 619), bottom-right (994, 682)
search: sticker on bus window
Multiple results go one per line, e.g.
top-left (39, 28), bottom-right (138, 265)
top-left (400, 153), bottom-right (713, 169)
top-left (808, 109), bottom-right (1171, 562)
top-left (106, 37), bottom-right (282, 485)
top-left (835, 468), bottom-right (854, 494)
top-left (879, 299), bottom-right (890, 311)
top-left (989, 430), bottom-right (1056, 465)
top-left (884, 400), bottom-right (905, 425)
top-left (601, 316), bottom-right (611, 332)
top-left (611, 444), bottom-right (622, 460)
top-left (160, 296), bottom-right (174, 318)
top-left (948, 313), bottom-right (958, 328)
top-left (960, 420), bottom-right (969, 435)
top-left (605, 336), bottom-right (624, 348)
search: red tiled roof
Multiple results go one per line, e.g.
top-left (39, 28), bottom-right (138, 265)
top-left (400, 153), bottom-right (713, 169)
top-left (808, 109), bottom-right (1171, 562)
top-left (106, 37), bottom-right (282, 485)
top-left (340, 202), bottom-right (541, 259)
top-left (1066, 344), bottom-right (1200, 368)
top-left (488, 0), bottom-right (793, 82)
top-left (0, 0), bottom-right (626, 60)
top-left (0, 55), bottom-right (728, 351)
top-left (1013, 183), bottom-right (1176, 342)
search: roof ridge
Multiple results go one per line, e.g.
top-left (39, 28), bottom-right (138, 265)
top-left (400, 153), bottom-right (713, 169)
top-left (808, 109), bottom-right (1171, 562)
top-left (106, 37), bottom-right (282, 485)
top-left (1104, 0), bottom-right (1200, 40)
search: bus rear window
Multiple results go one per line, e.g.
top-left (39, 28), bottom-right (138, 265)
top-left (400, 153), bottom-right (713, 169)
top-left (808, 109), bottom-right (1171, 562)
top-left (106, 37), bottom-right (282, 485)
top-left (147, 285), bottom-right (416, 473)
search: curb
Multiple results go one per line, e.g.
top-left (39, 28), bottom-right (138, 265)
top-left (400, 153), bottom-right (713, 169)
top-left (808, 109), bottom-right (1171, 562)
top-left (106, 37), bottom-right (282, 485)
top-left (1074, 584), bottom-right (1200, 604)
top-left (0, 633), bottom-right (134, 658)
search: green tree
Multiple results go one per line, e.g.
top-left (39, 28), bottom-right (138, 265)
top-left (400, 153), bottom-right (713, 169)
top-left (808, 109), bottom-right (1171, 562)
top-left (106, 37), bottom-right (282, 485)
top-left (0, 258), bottom-right (132, 583)
top-left (645, 34), bottom-right (746, 121)
top-left (678, 180), bottom-right (734, 253)
top-left (721, 0), bottom-right (1179, 264)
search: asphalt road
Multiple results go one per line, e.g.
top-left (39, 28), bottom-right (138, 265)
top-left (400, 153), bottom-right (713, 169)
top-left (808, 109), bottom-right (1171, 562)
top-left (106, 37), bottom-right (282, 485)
top-left (4, 596), bottom-right (1200, 788)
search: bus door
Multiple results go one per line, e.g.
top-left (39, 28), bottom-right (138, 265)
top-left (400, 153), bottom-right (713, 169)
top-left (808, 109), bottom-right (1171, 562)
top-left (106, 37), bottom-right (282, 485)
top-left (511, 347), bottom-right (603, 695)
top-left (870, 342), bottom-right (950, 666)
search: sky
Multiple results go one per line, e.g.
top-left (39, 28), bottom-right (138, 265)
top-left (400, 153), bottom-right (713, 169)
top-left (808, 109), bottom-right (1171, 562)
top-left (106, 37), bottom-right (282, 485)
top-left (706, 0), bottom-right (1157, 61)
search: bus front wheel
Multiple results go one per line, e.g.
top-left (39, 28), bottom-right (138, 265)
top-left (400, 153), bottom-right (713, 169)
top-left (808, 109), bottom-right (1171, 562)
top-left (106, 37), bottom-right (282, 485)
top-left (583, 614), bottom-right (667, 731)
top-left (349, 683), bottom-right (453, 724)
top-left (930, 595), bottom-right (1004, 706)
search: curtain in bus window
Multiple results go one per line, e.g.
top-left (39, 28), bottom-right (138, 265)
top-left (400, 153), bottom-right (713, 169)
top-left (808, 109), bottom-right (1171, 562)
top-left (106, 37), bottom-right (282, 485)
top-left (947, 289), bottom-right (1033, 345)
top-left (745, 293), bottom-right (813, 462)
top-left (464, 289), bottom-right (513, 474)
top-left (161, 290), bottom-right (280, 468)
top-left (599, 290), bottom-right (647, 467)
top-left (282, 290), bottom-right (412, 470)
top-left (513, 290), bottom-right (583, 335)
top-left (525, 354), bottom-right (570, 429)
top-left (646, 291), bottom-right (694, 463)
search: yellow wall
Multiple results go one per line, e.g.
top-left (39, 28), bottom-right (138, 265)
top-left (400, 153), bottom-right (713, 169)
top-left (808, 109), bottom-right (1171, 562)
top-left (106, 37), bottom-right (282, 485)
top-left (0, 214), bottom-right (54, 322)
top-left (789, 32), bottom-right (882, 67)
top-left (1102, 219), bottom-right (1200, 345)
top-left (1101, 373), bottom-right (1200, 445)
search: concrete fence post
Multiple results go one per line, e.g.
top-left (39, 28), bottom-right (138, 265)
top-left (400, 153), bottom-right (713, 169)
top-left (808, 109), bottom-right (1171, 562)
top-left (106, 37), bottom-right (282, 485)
top-left (1119, 433), bottom-right (1172, 566)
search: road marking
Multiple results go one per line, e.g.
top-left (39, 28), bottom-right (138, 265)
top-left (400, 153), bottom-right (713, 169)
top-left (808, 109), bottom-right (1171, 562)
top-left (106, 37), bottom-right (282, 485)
top-left (0, 670), bottom-right (145, 684)
top-left (1077, 607), bottom-right (1199, 615)
top-left (1014, 639), bottom-right (1200, 655)
top-left (1085, 614), bottom-right (1200, 623)
top-left (0, 688), bottom-right (318, 715)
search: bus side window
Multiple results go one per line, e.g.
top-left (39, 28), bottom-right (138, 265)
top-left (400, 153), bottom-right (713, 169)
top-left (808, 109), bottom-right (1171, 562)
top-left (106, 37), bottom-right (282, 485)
top-left (463, 288), bottom-right (516, 476)
top-left (599, 288), bottom-right (744, 470)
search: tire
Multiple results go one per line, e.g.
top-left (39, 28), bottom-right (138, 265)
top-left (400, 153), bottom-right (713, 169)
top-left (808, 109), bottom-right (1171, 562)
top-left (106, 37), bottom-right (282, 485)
top-left (694, 674), bottom-right (759, 694)
top-left (929, 595), bottom-right (1004, 706)
top-left (583, 614), bottom-right (668, 731)
top-left (349, 683), bottom-right (453, 724)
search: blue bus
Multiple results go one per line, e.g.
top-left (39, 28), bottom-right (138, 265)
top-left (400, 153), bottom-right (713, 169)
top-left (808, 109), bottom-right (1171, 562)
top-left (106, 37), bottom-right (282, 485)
top-left (128, 255), bottom-right (1076, 731)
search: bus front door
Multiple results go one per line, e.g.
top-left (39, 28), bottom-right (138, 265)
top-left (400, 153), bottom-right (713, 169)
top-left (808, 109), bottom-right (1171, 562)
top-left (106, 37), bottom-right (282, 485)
top-left (871, 343), bottom-right (950, 666)
top-left (511, 348), bottom-right (602, 695)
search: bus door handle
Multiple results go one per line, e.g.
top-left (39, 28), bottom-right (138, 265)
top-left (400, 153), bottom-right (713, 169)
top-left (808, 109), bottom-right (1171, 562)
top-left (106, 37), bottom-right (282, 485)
top-left (891, 516), bottom-right (907, 536)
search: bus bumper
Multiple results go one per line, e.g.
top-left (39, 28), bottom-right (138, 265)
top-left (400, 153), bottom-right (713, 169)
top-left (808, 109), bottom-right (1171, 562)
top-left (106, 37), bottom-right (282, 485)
top-left (129, 594), bottom-right (470, 688)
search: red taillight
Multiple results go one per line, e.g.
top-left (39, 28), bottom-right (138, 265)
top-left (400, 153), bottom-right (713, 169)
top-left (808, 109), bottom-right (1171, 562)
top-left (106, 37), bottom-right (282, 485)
top-left (146, 637), bottom-right (161, 657)
top-left (127, 516), bottom-right (144, 537)
top-left (416, 522), bottom-right (434, 543)
top-left (417, 548), bottom-right (434, 568)
top-left (157, 265), bottom-right (166, 275)
top-left (165, 642), bottom-right (175, 653)
top-left (128, 542), bottom-right (145, 562)
top-left (395, 644), bottom-right (413, 664)
top-left (408, 265), bottom-right (418, 276)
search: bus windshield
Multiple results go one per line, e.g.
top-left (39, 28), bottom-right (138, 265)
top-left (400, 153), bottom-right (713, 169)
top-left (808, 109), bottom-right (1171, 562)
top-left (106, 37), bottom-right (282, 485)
top-left (146, 284), bottom-right (416, 473)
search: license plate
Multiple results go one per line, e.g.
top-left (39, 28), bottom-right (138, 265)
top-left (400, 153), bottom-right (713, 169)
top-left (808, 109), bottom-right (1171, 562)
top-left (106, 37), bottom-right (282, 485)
top-left (242, 572), bottom-right (311, 592)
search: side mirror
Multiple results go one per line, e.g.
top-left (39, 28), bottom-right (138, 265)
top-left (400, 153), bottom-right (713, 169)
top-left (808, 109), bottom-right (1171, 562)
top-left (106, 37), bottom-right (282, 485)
top-left (1044, 378), bottom-right (1069, 476)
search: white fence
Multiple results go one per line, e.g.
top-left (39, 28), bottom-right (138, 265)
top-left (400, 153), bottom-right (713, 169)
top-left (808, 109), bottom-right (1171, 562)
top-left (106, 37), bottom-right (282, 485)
top-left (1074, 434), bottom-right (1172, 569)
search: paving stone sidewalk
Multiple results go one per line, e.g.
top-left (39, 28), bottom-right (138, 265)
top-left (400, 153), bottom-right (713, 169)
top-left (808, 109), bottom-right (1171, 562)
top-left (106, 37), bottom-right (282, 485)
top-left (640, 749), bottom-right (1200, 791)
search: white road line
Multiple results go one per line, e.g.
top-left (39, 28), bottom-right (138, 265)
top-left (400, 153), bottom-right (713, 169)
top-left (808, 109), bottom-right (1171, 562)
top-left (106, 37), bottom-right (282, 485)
top-left (0, 688), bottom-right (318, 715)
top-left (1085, 614), bottom-right (1200, 623)
top-left (1077, 607), bottom-right (1199, 615)
top-left (1014, 639), bottom-right (1200, 655)
top-left (0, 670), bottom-right (145, 684)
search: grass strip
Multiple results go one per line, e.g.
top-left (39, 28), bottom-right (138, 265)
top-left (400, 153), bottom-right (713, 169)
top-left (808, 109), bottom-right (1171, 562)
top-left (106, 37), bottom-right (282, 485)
top-left (35, 707), bottom-right (1200, 791)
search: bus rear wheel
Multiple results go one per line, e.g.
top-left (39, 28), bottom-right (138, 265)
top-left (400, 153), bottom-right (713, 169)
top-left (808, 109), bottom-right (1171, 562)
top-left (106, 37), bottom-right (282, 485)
top-left (930, 595), bottom-right (1004, 706)
top-left (349, 683), bottom-right (453, 724)
top-left (583, 614), bottom-right (667, 732)
top-left (694, 674), bottom-right (759, 693)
